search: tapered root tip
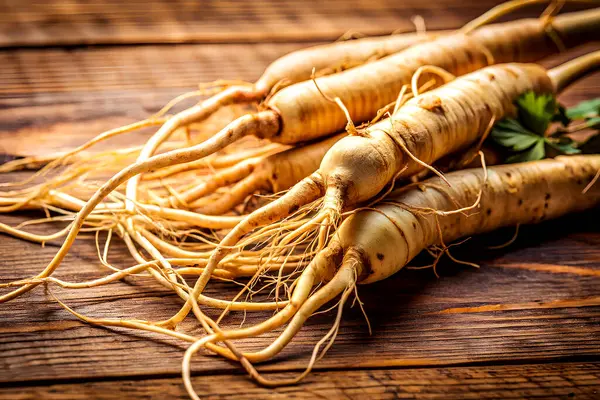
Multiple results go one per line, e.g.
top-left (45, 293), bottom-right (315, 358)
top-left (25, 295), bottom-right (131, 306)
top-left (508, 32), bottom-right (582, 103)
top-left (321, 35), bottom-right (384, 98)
top-left (549, 50), bottom-right (600, 93)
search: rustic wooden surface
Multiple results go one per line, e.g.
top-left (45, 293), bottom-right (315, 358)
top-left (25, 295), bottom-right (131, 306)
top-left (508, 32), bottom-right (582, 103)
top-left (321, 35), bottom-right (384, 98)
top-left (1, 0), bottom-right (590, 47)
top-left (1, 1), bottom-right (600, 399)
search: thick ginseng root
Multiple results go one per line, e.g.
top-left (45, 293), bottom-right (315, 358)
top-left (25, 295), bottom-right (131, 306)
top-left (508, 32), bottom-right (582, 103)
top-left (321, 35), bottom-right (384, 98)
top-left (159, 28), bottom-right (442, 137)
top-left (160, 134), bottom-right (344, 214)
top-left (77, 10), bottom-right (600, 224)
top-left (340, 156), bottom-right (600, 283)
top-left (179, 154), bottom-right (600, 394)
top-left (128, 0), bottom-right (577, 188)
top-left (126, 28), bottom-right (443, 172)
top-left (135, 10), bottom-right (600, 181)
top-left (186, 52), bottom-right (600, 329)
top-left (123, 7), bottom-right (600, 215)
top-left (121, 27), bottom-right (448, 212)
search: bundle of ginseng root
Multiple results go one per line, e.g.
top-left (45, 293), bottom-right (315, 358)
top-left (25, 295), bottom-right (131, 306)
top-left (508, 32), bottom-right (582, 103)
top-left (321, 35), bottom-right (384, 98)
top-left (2, 3), bottom-right (599, 263)
top-left (1, 1), bottom-right (600, 398)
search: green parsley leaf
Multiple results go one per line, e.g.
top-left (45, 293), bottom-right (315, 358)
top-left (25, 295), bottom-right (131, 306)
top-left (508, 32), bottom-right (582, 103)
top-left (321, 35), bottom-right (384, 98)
top-left (493, 130), bottom-right (541, 151)
top-left (486, 94), bottom-right (600, 163)
top-left (491, 119), bottom-right (542, 150)
top-left (566, 98), bottom-right (600, 120)
top-left (506, 139), bottom-right (545, 163)
top-left (586, 116), bottom-right (600, 129)
top-left (546, 136), bottom-right (581, 155)
top-left (516, 91), bottom-right (556, 135)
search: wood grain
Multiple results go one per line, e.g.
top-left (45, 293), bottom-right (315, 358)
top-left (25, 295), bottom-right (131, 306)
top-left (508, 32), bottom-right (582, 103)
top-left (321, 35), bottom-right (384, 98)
top-left (1, 0), bottom-right (580, 48)
top-left (0, 43), bottom-right (307, 95)
top-left (1, 362), bottom-right (599, 399)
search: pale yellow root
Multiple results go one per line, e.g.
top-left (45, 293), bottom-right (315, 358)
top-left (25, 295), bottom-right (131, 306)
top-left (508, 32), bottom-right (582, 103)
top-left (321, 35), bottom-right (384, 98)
top-left (183, 256), bottom-right (358, 397)
top-left (158, 173), bottom-right (325, 327)
top-left (186, 155), bottom-right (600, 389)
top-left (143, 143), bottom-right (284, 181)
top-left (160, 157), bottom-right (260, 208)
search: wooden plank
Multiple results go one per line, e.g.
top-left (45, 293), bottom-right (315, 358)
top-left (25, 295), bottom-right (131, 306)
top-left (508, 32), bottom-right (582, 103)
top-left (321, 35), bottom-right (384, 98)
top-left (0, 43), bottom-right (307, 95)
top-left (0, 203), bottom-right (599, 384)
top-left (1, 362), bottom-right (599, 399)
top-left (0, 0), bottom-right (572, 48)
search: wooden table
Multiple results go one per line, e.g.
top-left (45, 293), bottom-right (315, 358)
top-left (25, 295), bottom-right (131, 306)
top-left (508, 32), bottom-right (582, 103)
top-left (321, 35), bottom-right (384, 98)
top-left (1, 1), bottom-right (600, 398)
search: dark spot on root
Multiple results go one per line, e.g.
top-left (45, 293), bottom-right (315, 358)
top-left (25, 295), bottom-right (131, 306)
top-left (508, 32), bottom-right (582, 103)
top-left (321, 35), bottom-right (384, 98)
top-left (545, 193), bottom-right (551, 200)
top-left (288, 204), bottom-right (300, 214)
top-left (518, 198), bottom-right (523, 206)
top-left (412, 222), bottom-right (417, 230)
top-left (376, 253), bottom-right (385, 261)
top-left (576, 179), bottom-right (583, 185)
top-left (272, 172), bottom-right (278, 181)
top-left (506, 172), bottom-right (512, 178)
top-left (486, 208), bottom-right (492, 216)
top-left (565, 164), bottom-right (574, 174)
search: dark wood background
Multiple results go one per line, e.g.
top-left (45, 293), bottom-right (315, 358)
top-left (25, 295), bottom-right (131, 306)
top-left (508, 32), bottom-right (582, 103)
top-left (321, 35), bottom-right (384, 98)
top-left (1, 1), bottom-right (599, 399)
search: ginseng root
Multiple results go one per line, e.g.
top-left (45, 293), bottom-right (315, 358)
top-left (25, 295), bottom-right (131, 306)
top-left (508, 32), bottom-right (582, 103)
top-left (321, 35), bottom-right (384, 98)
top-left (181, 154), bottom-right (600, 393)
top-left (160, 134), bottom-right (345, 214)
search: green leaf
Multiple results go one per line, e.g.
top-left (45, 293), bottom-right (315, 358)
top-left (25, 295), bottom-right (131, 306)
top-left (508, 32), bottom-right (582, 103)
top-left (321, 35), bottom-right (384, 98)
top-left (491, 119), bottom-right (542, 150)
top-left (506, 140), bottom-right (546, 163)
top-left (578, 133), bottom-right (600, 155)
top-left (516, 91), bottom-right (556, 135)
top-left (492, 129), bottom-right (541, 150)
top-left (493, 118), bottom-right (531, 133)
top-left (586, 117), bottom-right (600, 129)
top-left (488, 94), bottom-right (600, 164)
top-left (545, 137), bottom-right (581, 155)
top-left (566, 98), bottom-right (600, 120)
